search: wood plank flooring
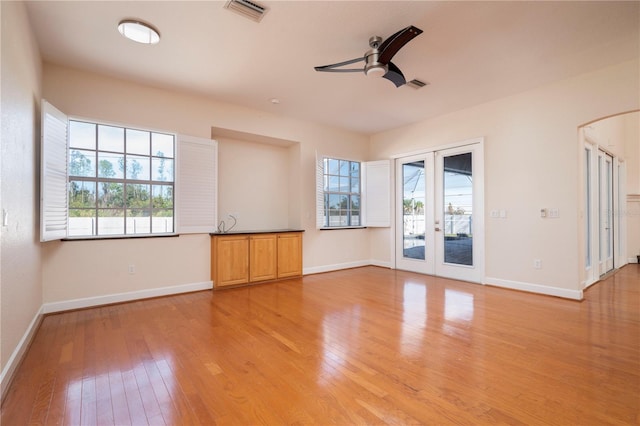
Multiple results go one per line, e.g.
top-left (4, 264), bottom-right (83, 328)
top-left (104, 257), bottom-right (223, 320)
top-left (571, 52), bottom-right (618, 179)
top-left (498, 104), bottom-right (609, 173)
top-left (2, 265), bottom-right (639, 425)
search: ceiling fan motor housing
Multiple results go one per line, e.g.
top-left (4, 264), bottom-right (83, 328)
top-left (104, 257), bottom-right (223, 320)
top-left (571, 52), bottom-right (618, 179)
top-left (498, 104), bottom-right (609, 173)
top-left (364, 41), bottom-right (388, 78)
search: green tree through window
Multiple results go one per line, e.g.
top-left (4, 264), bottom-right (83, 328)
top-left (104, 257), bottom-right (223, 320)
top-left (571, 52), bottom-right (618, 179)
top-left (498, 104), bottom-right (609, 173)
top-left (67, 120), bottom-right (175, 237)
top-left (322, 158), bottom-right (361, 227)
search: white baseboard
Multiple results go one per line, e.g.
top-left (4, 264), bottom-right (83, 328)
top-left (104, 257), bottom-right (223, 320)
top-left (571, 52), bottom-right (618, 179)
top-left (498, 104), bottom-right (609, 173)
top-left (42, 281), bottom-right (213, 314)
top-left (486, 277), bottom-right (583, 300)
top-left (304, 260), bottom-right (371, 275)
top-left (303, 264), bottom-right (583, 300)
top-left (1, 305), bottom-right (44, 402)
top-left (628, 257), bottom-right (639, 264)
top-left (368, 259), bottom-right (392, 269)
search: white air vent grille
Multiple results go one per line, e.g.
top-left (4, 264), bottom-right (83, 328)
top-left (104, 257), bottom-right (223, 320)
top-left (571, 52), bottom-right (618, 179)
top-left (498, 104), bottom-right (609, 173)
top-left (407, 79), bottom-right (428, 89)
top-left (224, 0), bottom-right (268, 22)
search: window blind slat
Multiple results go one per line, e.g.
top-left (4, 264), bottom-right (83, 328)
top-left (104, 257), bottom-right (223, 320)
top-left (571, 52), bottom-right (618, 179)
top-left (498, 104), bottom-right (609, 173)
top-left (40, 100), bottom-right (69, 241)
top-left (176, 135), bottom-right (218, 233)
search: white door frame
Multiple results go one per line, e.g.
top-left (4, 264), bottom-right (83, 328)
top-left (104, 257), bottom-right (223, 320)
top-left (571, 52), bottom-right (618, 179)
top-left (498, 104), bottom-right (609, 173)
top-left (392, 138), bottom-right (485, 283)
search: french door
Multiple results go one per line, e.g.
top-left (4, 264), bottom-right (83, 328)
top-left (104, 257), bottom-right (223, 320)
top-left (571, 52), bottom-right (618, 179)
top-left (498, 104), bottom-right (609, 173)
top-left (584, 142), bottom-right (625, 286)
top-left (395, 143), bottom-right (484, 283)
top-left (598, 150), bottom-right (614, 275)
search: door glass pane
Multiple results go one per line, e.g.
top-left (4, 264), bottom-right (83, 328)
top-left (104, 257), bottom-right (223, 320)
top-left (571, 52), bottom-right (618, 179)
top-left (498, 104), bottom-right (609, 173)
top-left (443, 153), bottom-right (473, 266)
top-left (403, 161), bottom-right (425, 260)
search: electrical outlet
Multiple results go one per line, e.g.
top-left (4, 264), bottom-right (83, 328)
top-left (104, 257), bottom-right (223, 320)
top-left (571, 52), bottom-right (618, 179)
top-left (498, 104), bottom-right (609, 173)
top-left (128, 264), bottom-right (136, 274)
top-left (534, 259), bottom-right (542, 269)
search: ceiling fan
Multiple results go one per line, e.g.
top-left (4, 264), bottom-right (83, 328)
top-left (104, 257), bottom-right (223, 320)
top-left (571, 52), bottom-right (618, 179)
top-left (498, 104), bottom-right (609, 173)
top-left (314, 25), bottom-right (423, 87)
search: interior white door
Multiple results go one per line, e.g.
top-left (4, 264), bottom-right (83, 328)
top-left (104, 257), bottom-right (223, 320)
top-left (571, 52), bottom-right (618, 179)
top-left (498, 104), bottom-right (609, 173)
top-left (395, 143), bottom-right (484, 283)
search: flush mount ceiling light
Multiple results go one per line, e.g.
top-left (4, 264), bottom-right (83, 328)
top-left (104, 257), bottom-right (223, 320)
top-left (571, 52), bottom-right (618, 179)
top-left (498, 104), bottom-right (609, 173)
top-left (117, 20), bottom-right (160, 44)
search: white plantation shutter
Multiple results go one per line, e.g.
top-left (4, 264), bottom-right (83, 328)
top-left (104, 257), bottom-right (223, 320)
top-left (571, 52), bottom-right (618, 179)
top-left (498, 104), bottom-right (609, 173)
top-left (316, 153), bottom-right (325, 228)
top-left (363, 160), bottom-right (391, 227)
top-left (40, 100), bottom-right (69, 241)
top-left (176, 135), bottom-right (218, 233)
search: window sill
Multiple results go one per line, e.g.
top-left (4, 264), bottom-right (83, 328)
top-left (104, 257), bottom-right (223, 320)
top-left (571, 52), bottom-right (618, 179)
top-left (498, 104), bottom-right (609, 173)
top-left (319, 226), bottom-right (367, 231)
top-left (62, 233), bottom-right (179, 242)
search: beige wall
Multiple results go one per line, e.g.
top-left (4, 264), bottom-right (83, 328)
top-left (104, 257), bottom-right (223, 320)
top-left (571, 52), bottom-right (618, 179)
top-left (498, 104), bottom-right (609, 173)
top-left (41, 63), bottom-right (370, 303)
top-left (0, 1), bottom-right (43, 387)
top-left (42, 234), bottom-right (210, 303)
top-left (216, 137), bottom-right (291, 231)
top-left (369, 60), bottom-right (639, 295)
top-left (623, 112), bottom-right (640, 194)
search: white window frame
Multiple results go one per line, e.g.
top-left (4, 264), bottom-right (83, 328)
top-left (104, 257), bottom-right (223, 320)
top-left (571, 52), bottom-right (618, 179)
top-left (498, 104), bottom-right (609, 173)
top-left (315, 153), bottom-right (390, 229)
top-left (40, 99), bottom-right (218, 241)
top-left (66, 119), bottom-right (177, 237)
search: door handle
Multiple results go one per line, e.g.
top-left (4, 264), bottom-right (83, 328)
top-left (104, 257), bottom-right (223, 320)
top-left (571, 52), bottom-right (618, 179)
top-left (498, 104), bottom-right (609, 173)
top-left (435, 227), bottom-right (441, 232)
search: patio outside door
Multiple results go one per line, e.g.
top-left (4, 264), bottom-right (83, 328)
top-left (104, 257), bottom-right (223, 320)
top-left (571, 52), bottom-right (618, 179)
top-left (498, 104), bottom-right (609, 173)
top-left (396, 143), bottom-right (484, 283)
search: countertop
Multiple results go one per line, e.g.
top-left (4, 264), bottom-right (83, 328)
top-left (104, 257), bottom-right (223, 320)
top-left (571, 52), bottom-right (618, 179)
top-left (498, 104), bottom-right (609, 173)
top-left (210, 229), bottom-right (304, 236)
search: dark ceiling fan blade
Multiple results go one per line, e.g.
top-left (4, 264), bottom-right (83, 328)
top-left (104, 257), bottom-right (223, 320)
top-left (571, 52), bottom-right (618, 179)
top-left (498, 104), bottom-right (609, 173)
top-left (378, 25), bottom-right (423, 65)
top-left (314, 56), bottom-right (365, 73)
top-left (382, 62), bottom-right (406, 87)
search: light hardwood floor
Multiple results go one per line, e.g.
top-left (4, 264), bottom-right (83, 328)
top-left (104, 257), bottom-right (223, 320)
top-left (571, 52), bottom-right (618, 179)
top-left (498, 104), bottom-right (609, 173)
top-left (2, 265), bottom-right (639, 425)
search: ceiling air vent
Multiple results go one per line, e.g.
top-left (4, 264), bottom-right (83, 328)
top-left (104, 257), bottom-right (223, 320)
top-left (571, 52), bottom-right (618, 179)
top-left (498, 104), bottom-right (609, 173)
top-left (406, 79), bottom-right (429, 89)
top-left (224, 0), bottom-right (268, 22)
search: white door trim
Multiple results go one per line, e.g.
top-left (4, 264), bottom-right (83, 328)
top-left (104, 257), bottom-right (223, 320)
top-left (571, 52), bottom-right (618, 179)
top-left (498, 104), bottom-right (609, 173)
top-left (393, 138), bottom-right (485, 284)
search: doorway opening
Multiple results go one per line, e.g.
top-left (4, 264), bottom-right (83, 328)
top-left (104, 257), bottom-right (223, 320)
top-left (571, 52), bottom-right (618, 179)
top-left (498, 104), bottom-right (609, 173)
top-left (580, 111), bottom-right (639, 288)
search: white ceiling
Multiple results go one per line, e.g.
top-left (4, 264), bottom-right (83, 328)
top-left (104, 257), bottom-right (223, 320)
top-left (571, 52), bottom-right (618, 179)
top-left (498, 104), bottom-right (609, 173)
top-left (25, 1), bottom-right (640, 135)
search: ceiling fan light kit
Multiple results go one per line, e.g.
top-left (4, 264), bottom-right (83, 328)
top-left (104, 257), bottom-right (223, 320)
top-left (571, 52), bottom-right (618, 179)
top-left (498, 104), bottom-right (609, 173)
top-left (314, 25), bottom-right (423, 88)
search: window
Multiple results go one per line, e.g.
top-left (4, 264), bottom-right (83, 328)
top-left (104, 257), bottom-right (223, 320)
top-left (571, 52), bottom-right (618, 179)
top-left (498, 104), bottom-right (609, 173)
top-left (321, 158), bottom-right (361, 227)
top-left (41, 99), bottom-right (218, 241)
top-left (67, 120), bottom-right (175, 237)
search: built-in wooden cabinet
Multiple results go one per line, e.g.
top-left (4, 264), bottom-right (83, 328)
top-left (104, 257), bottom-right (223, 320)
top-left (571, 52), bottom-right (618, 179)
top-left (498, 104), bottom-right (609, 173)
top-left (211, 231), bottom-right (303, 289)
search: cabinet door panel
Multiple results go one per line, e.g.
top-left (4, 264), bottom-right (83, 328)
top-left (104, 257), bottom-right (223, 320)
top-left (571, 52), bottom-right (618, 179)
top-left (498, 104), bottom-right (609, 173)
top-left (250, 234), bottom-right (277, 282)
top-left (277, 233), bottom-right (302, 278)
top-left (216, 236), bottom-right (249, 287)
